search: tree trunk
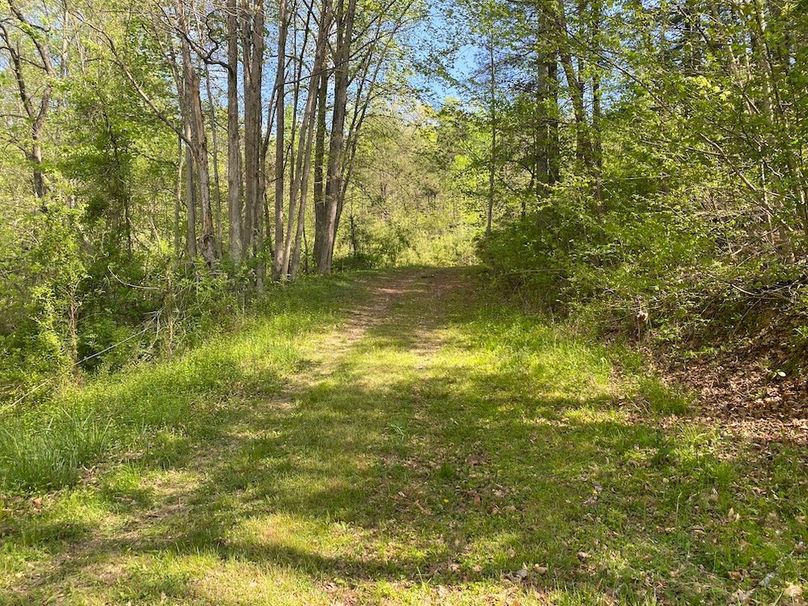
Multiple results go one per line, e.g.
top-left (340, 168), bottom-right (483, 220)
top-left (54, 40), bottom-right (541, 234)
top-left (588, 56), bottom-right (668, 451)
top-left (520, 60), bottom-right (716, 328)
top-left (317, 0), bottom-right (357, 274)
top-left (204, 65), bottom-right (224, 256)
top-left (591, 0), bottom-right (603, 204)
top-left (312, 67), bottom-right (329, 266)
top-left (552, 0), bottom-right (593, 171)
top-left (175, 133), bottom-right (184, 256)
top-left (547, 58), bottom-right (560, 185)
top-left (184, 125), bottom-right (197, 260)
top-left (177, 0), bottom-right (217, 266)
top-left (290, 0), bottom-right (331, 279)
top-left (271, 0), bottom-right (289, 281)
top-left (226, 0), bottom-right (243, 263)
top-left (242, 0), bottom-right (266, 276)
top-left (486, 34), bottom-right (496, 234)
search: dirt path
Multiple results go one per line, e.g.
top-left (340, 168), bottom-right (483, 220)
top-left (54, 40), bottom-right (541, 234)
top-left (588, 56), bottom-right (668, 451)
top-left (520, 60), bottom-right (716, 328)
top-left (6, 267), bottom-right (806, 605)
top-left (13, 268), bottom-right (467, 602)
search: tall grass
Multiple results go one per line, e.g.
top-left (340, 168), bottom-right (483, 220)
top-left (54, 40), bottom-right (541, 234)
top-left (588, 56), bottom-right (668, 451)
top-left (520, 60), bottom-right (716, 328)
top-left (0, 275), bottom-right (366, 492)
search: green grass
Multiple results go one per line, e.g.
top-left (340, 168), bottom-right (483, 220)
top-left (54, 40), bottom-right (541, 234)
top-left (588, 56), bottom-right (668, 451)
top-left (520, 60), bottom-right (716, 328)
top-left (0, 274), bottom-right (369, 492)
top-left (636, 376), bottom-right (693, 415)
top-left (0, 268), bottom-right (805, 605)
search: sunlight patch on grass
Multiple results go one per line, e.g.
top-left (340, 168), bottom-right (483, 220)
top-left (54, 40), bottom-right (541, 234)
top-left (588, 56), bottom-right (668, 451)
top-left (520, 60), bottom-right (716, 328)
top-left (562, 405), bottom-right (625, 425)
top-left (99, 463), bottom-right (155, 509)
top-left (118, 552), bottom-right (209, 600)
top-left (13, 489), bottom-right (117, 546)
top-left (0, 543), bottom-right (50, 593)
top-left (195, 560), bottom-right (330, 606)
top-left (228, 512), bottom-right (365, 562)
top-left (464, 530), bottom-right (522, 568)
top-left (1, 269), bottom-right (805, 605)
top-left (636, 376), bottom-right (692, 416)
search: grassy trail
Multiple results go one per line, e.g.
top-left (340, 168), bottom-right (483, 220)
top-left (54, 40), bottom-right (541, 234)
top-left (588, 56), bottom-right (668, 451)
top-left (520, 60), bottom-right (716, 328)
top-left (1, 268), bottom-right (805, 605)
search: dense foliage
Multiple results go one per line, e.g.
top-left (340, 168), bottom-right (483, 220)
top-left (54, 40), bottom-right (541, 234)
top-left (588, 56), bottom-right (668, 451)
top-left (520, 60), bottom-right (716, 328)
top-left (444, 0), bottom-right (808, 370)
top-left (1, 0), bottom-right (461, 402)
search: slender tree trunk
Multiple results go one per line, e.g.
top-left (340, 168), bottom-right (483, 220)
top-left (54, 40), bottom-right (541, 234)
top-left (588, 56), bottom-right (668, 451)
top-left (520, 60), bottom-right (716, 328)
top-left (591, 0), bottom-right (603, 204)
top-left (204, 65), bottom-right (224, 257)
top-left (226, 0), bottom-right (243, 263)
top-left (252, 0), bottom-right (266, 287)
top-left (535, 21), bottom-right (549, 200)
top-left (547, 58), bottom-right (560, 185)
top-left (318, 0), bottom-right (357, 274)
top-left (551, 0), bottom-right (593, 171)
top-left (29, 138), bottom-right (46, 200)
top-left (184, 125), bottom-right (198, 259)
top-left (277, 0), bottom-right (312, 280)
top-left (486, 34), bottom-right (496, 234)
top-left (271, 0), bottom-right (289, 281)
top-left (188, 70), bottom-right (217, 265)
top-left (290, 0), bottom-right (331, 279)
top-left (312, 67), bottom-right (329, 266)
top-left (241, 0), bottom-right (266, 283)
top-left (175, 133), bottom-right (184, 256)
top-left (177, 0), bottom-right (217, 266)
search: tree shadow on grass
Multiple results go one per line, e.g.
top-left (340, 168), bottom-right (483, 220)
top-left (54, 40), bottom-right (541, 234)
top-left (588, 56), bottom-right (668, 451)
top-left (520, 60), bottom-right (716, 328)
top-left (16, 383), bottom-right (744, 602)
top-left (4, 269), bottom-right (805, 605)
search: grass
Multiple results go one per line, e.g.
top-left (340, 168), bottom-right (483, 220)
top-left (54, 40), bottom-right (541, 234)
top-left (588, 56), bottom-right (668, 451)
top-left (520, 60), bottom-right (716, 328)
top-left (0, 267), bottom-right (805, 604)
top-left (636, 376), bottom-right (693, 416)
top-left (0, 274), bottom-right (369, 492)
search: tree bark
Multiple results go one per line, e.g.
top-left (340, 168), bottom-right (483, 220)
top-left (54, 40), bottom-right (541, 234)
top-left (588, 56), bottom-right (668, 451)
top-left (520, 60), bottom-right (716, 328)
top-left (175, 132), bottom-right (184, 257)
top-left (486, 33), bottom-right (496, 234)
top-left (312, 66), bottom-right (329, 267)
top-left (317, 0), bottom-right (357, 274)
top-left (289, 0), bottom-right (332, 279)
top-left (204, 65), bottom-right (224, 256)
top-left (551, 0), bottom-right (593, 171)
top-left (177, 0), bottom-right (217, 266)
top-left (184, 125), bottom-right (198, 259)
top-left (226, 0), bottom-right (243, 263)
top-left (270, 0), bottom-right (289, 281)
top-left (242, 0), bottom-right (266, 275)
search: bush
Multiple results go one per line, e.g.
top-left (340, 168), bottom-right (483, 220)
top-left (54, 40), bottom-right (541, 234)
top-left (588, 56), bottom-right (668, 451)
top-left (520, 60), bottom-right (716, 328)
top-left (477, 177), bottom-right (808, 358)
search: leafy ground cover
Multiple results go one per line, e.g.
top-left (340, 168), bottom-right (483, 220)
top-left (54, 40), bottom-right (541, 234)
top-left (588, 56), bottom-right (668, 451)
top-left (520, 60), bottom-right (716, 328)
top-left (0, 268), bottom-right (805, 604)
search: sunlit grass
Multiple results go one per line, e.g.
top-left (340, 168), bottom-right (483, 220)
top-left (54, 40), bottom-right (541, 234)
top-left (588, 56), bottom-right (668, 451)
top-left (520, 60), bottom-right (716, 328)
top-left (0, 268), bottom-right (804, 604)
top-left (0, 275), bottom-right (368, 492)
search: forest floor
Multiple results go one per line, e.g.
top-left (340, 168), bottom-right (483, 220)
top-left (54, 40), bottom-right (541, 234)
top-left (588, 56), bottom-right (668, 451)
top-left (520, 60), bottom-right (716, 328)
top-left (1, 268), bottom-right (806, 605)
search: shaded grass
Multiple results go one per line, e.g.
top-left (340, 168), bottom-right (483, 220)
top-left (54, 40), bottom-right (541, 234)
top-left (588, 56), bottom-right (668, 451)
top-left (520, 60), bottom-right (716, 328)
top-left (0, 274), bottom-right (370, 492)
top-left (0, 268), bottom-right (805, 605)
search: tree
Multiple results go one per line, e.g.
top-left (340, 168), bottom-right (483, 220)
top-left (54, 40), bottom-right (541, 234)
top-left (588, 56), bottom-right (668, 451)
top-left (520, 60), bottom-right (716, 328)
top-left (1, 0), bottom-right (56, 202)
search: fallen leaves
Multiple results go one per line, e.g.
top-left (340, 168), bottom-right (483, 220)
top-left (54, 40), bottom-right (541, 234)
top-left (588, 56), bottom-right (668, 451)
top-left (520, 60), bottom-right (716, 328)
top-left (662, 335), bottom-right (808, 445)
top-left (583, 482), bottom-right (604, 506)
top-left (730, 579), bottom-right (805, 606)
top-left (505, 562), bottom-right (550, 585)
top-left (732, 588), bottom-right (754, 604)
